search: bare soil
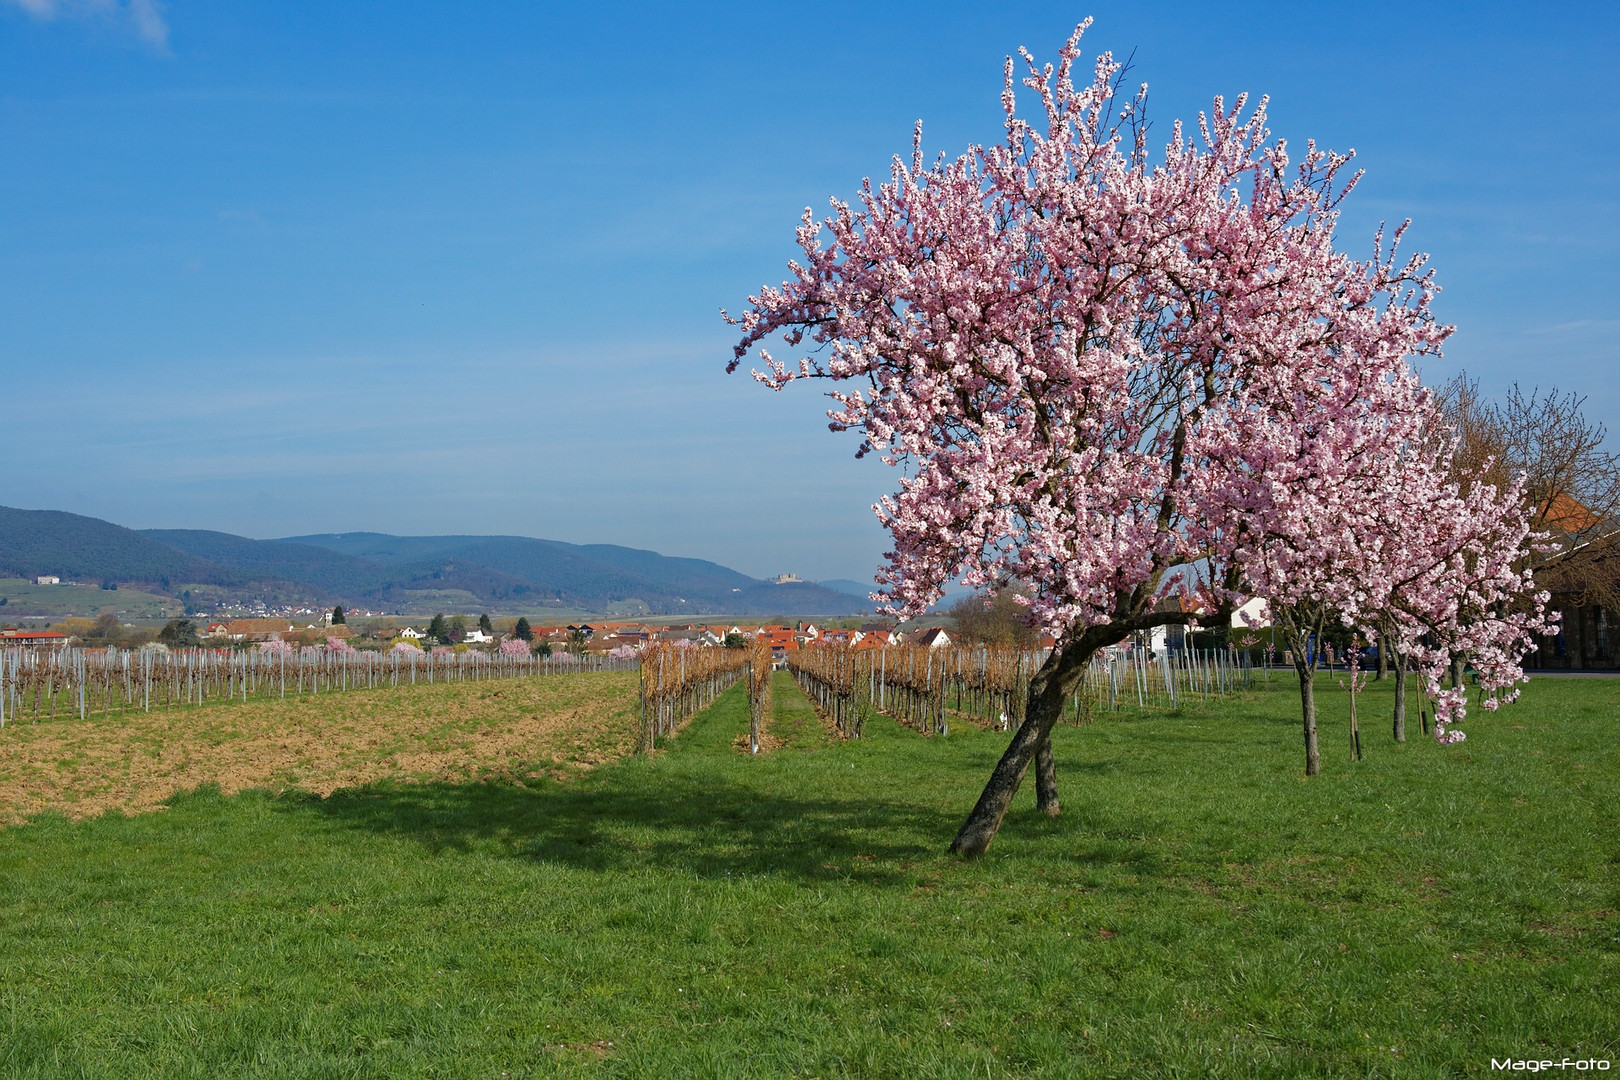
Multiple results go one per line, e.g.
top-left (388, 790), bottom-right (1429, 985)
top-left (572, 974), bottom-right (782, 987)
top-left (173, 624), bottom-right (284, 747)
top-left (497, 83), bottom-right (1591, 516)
top-left (0, 672), bottom-right (638, 824)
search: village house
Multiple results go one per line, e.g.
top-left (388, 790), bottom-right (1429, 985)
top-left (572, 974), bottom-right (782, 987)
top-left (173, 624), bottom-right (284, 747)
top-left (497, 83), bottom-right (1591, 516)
top-left (1539, 602), bottom-right (1616, 670)
top-left (1518, 494), bottom-right (1617, 671)
top-left (0, 627), bottom-right (69, 647)
top-left (860, 624), bottom-right (902, 646)
top-left (817, 628), bottom-right (863, 646)
top-left (657, 628), bottom-right (722, 648)
top-left (760, 626), bottom-right (799, 658)
top-left (214, 619), bottom-right (298, 642)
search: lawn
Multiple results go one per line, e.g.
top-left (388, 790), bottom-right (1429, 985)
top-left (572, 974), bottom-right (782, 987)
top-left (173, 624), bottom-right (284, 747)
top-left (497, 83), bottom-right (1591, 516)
top-left (0, 670), bottom-right (1613, 1078)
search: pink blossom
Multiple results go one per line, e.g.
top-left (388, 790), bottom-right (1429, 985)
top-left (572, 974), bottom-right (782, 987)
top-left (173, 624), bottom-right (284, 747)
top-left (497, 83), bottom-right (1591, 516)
top-left (727, 17), bottom-right (1546, 773)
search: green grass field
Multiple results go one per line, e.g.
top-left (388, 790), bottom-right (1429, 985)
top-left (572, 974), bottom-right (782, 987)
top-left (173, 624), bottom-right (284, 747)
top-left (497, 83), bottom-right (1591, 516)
top-left (0, 671), bottom-right (1614, 1078)
top-left (0, 578), bottom-right (180, 620)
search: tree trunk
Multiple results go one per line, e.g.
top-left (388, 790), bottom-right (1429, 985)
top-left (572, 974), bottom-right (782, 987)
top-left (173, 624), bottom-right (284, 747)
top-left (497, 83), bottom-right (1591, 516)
top-left (950, 643), bottom-right (1089, 857)
top-left (1295, 657), bottom-right (1320, 777)
top-left (1034, 734), bottom-right (1059, 817)
top-left (1391, 651), bottom-right (1407, 743)
top-left (1375, 631), bottom-right (1389, 681)
top-left (1450, 653), bottom-right (1467, 691)
top-left (1348, 673), bottom-right (1361, 762)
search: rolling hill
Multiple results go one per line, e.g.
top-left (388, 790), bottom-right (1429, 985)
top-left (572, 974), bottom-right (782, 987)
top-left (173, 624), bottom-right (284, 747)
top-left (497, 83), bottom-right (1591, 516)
top-left (0, 506), bottom-right (868, 616)
top-left (0, 507), bottom-right (224, 587)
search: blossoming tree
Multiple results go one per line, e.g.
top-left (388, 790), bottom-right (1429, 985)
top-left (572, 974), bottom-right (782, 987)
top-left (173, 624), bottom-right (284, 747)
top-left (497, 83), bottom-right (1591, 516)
top-left (727, 21), bottom-right (1540, 855)
top-left (1228, 367), bottom-right (1549, 772)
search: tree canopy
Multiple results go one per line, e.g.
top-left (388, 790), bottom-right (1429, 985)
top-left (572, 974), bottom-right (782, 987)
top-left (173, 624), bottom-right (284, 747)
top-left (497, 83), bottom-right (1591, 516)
top-left (728, 20), bottom-right (1546, 854)
top-left (425, 613), bottom-right (449, 644)
top-left (946, 589), bottom-right (1039, 649)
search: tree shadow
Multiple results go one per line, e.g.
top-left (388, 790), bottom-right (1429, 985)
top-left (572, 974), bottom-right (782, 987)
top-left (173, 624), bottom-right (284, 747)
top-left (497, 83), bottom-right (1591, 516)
top-left (275, 770), bottom-right (954, 888)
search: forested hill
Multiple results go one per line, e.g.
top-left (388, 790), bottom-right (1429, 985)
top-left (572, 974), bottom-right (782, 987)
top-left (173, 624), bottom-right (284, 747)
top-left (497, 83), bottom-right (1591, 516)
top-left (0, 506), bottom-right (867, 615)
top-left (0, 507), bottom-right (220, 586)
top-left (279, 533), bottom-right (862, 615)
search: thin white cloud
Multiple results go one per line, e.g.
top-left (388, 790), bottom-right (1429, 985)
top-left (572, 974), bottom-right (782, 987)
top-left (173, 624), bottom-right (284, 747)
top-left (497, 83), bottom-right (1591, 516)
top-left (3, 0), bottom-right (169, 51)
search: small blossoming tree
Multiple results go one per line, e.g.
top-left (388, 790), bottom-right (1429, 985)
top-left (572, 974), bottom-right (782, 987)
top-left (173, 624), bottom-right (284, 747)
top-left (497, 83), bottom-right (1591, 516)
top-left (1228, 368), bottom-right (1549, 770)
top-left (727, 20), bottom-right (1544, 855)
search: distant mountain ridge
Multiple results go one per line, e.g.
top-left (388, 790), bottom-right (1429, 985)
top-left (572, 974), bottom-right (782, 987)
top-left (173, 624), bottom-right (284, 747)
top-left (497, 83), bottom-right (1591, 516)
top-left (0, 505), bottom-right (868, 616)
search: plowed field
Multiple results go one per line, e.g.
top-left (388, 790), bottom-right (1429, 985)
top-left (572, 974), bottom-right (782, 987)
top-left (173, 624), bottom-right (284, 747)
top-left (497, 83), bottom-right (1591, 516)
top-left (0, 671), bottom-right (638, 824)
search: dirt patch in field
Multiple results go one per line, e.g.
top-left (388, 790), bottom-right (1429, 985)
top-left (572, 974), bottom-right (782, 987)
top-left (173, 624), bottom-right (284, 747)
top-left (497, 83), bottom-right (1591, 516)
top-left (0, 672), bottom-right (638, 825)
top-left (731, 730), bottom-right (785, 755)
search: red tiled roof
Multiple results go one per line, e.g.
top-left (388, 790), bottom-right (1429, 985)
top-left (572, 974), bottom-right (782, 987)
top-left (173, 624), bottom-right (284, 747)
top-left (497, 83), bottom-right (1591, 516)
top-left (225, 619), bottom-right (296, 636)
top-left (1542, 492), bottom-right (1603, 533)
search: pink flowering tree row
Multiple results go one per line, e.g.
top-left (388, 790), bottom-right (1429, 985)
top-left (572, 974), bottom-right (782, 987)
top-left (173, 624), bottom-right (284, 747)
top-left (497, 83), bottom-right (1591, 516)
top-left (727, 20), bottom-right (1546, 855)
top-left (1228, 366), bottom-right (1550, 770)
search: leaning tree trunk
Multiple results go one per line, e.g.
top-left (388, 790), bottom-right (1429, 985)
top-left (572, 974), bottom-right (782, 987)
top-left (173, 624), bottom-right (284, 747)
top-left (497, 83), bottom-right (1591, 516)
top-left (950, 642), bottom-right (1091, 857)
top-left (1034, 735), bottom-right (1059, 817)
top-left (1391, 648), bottom-right (1408, 743)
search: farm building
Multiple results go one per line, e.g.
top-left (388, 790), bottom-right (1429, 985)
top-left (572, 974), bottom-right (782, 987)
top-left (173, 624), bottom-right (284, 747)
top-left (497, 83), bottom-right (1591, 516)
top-left (1523, 494), bottom-right (1619, 671)
top-left (0, 627), bottom-right (69, 647)
top-left (212, 619), bottom-right (297, 642)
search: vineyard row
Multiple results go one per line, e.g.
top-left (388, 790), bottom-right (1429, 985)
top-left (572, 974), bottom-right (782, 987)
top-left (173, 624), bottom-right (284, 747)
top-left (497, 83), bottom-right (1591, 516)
top-left (787, 644), bottom-right (1257, 736)
top-left (0, 645), bottom-right (636, 726)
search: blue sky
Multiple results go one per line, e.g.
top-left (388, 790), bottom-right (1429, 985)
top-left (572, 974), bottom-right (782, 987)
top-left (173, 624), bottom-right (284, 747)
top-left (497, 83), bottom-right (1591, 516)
top-left (2, 1), bottom-right (1616, 584)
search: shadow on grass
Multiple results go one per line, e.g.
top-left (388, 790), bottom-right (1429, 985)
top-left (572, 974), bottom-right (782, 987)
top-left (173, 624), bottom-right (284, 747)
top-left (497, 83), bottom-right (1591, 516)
top-left (253, 685), bottom-right (1204, 886)
top-left (272, 770), bottom-right (954, 887)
